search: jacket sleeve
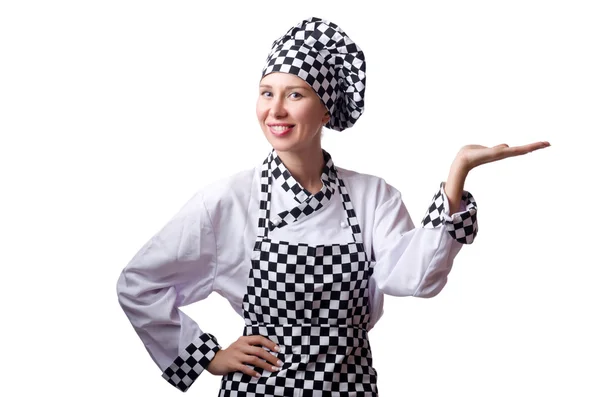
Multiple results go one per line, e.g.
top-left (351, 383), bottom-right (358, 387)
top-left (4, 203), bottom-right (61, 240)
top-left (116, 191), bottom-right (221, 392)
top-left (371, 182), bottom-right (478, 298)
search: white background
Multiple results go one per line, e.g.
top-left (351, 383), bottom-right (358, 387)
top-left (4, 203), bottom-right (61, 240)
top-left (1, 0), bottom-right (598, 396)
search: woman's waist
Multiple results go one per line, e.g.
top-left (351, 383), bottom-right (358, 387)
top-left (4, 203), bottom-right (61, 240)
top-left (245, 325), bottom-right (372, 364)
top-left (244, 321), bottom-right (369, 342)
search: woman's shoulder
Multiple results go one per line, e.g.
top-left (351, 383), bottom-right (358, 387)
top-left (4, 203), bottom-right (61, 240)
top-left (336, 166), bottom-right (402, 203)
top-left (336, 166), bottom-right (385, 186)
top-left (197, 166), bottom-right (259, 210)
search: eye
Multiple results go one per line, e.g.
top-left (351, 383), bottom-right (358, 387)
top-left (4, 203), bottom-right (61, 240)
top-left (260, 91), bottom-right (272, 98)
top-left (289, 92), bottom-right (303, 99)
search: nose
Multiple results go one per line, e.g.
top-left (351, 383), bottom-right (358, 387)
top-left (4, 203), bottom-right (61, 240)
top-left (270, 97), bottom-right (287, 118)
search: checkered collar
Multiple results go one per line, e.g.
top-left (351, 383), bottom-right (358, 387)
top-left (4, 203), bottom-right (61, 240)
top-left (270, 149), bottom-right (337, 203)
top-left (266, 149), bottom-right (338, 230)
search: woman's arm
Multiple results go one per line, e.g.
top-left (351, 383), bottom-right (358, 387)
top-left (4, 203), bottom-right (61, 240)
top-left (370, 181), bottom-right (476, 298)
top-left (444, 161), bottom-right (469, 215)
top-left (370, 140), bottom-right (550, 298)
top-left (116, 191), bottom-right (221, 392)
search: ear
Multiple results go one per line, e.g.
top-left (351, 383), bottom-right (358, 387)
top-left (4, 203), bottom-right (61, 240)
top-left (322, 111), bottom-right (331, 125)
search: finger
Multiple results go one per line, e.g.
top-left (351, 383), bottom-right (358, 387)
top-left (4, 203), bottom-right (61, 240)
top-left (243, 354), bottom-right (281, 373)
top-left (236, 362), bottom-right (261, 379)
top-left (244, 335), bottom-right (280, 353)
top-left (520, 141), bottom-right (550, 151)
top-left (246, 345), bottom-right (283, 368)
top-left (496, 142), bottom-right (548, 159)
top-left (520, 141), bottom-right (550, 152)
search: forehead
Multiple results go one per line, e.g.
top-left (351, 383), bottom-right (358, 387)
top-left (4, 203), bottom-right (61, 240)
top-left (260, 72), bottom-right (312, 89)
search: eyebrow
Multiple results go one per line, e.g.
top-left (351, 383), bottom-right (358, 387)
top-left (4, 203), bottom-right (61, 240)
top-left (259, 84), bottom-right (310, 91)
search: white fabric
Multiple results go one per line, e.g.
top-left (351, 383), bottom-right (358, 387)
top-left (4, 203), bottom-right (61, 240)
top-left (116, 163), bottom-right (469, 372)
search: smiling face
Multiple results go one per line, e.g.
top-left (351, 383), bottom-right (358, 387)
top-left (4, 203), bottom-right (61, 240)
top-left (257, 72), bottom-right (330, 155)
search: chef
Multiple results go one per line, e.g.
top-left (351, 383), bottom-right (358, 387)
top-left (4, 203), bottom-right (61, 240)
top-left (116, 17), bottom-right (550, 396)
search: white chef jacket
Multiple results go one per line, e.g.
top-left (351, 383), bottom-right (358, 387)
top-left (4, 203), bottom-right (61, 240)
top-left (116, 153), bottom-right (478, 382)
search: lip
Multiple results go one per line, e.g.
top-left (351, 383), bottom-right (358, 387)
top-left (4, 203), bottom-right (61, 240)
top-left (268, 123), bottom-right (295, 137)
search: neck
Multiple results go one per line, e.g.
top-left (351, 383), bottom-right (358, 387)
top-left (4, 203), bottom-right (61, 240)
top-left (276, 145), bottom-right (325, 195)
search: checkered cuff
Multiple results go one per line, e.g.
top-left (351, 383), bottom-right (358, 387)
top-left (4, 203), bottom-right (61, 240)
top-left (421, 182), bottom-right (478, 244)
top-left (162, 333), bottom-right (221, 392)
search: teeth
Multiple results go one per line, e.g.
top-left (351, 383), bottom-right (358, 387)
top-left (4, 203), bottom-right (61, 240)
top-left (271, 125), bottom-right (293, 131)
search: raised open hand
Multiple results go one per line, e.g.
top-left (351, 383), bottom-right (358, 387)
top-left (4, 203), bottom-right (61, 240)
top-left (456, 141), bottom-right (551, 172)
top-left (442, 141), bottom-right (551, 214)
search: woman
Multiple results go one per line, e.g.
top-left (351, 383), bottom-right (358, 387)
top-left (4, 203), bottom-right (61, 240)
top-left (116, 17), bottom-right (549, 396)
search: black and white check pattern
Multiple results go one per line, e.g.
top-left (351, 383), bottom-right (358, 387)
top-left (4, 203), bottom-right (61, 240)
top-left (262, 17), bottom-right (366, 132)
top-left (421, 182), bottom-right (478, 244)
top-left (268, 150), bottom-right (337, 231)
top-left (162, 333), bottom-right (221, 392)
top-left (219, 150), bottom-right (378, 396)
top-left (337, 176), bottom-right (363, 244)
top-left (219, 325), bottom-right (378, 396)
top-left (243, 241), bottom-right (372, 327)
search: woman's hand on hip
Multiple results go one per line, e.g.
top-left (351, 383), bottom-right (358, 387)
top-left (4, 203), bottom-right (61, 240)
top-left (206, 335), bottom-right (283, 378)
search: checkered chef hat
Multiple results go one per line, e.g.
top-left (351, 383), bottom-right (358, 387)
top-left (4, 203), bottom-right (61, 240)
top-left (261, 17), bottom-right (366, 132)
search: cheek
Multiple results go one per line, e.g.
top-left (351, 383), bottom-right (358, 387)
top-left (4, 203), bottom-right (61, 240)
top-left (256, 103), bottom-right (267, 121)
top-left (296, 105), bottom-right (325, 128)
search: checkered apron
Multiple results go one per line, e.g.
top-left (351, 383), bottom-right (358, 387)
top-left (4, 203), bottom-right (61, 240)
top-left (219, 155), bottom-right (378, 396)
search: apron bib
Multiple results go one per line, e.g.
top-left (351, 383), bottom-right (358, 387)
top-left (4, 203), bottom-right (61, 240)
top-left (220, 154), bottom-right (378, 396)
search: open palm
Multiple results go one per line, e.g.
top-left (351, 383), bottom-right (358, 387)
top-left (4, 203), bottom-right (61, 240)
top-left (457, 141), bottom-right (550, 171)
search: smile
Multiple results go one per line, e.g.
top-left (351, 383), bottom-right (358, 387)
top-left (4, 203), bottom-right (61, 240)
top-left (268, 124), bottom-right (295, 137)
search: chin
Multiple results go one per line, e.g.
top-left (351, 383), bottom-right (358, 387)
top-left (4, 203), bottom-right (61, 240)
top-left (263, 133), bottom-right (298, 153)
top-left (268, 140), bottom-right (301, 154)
